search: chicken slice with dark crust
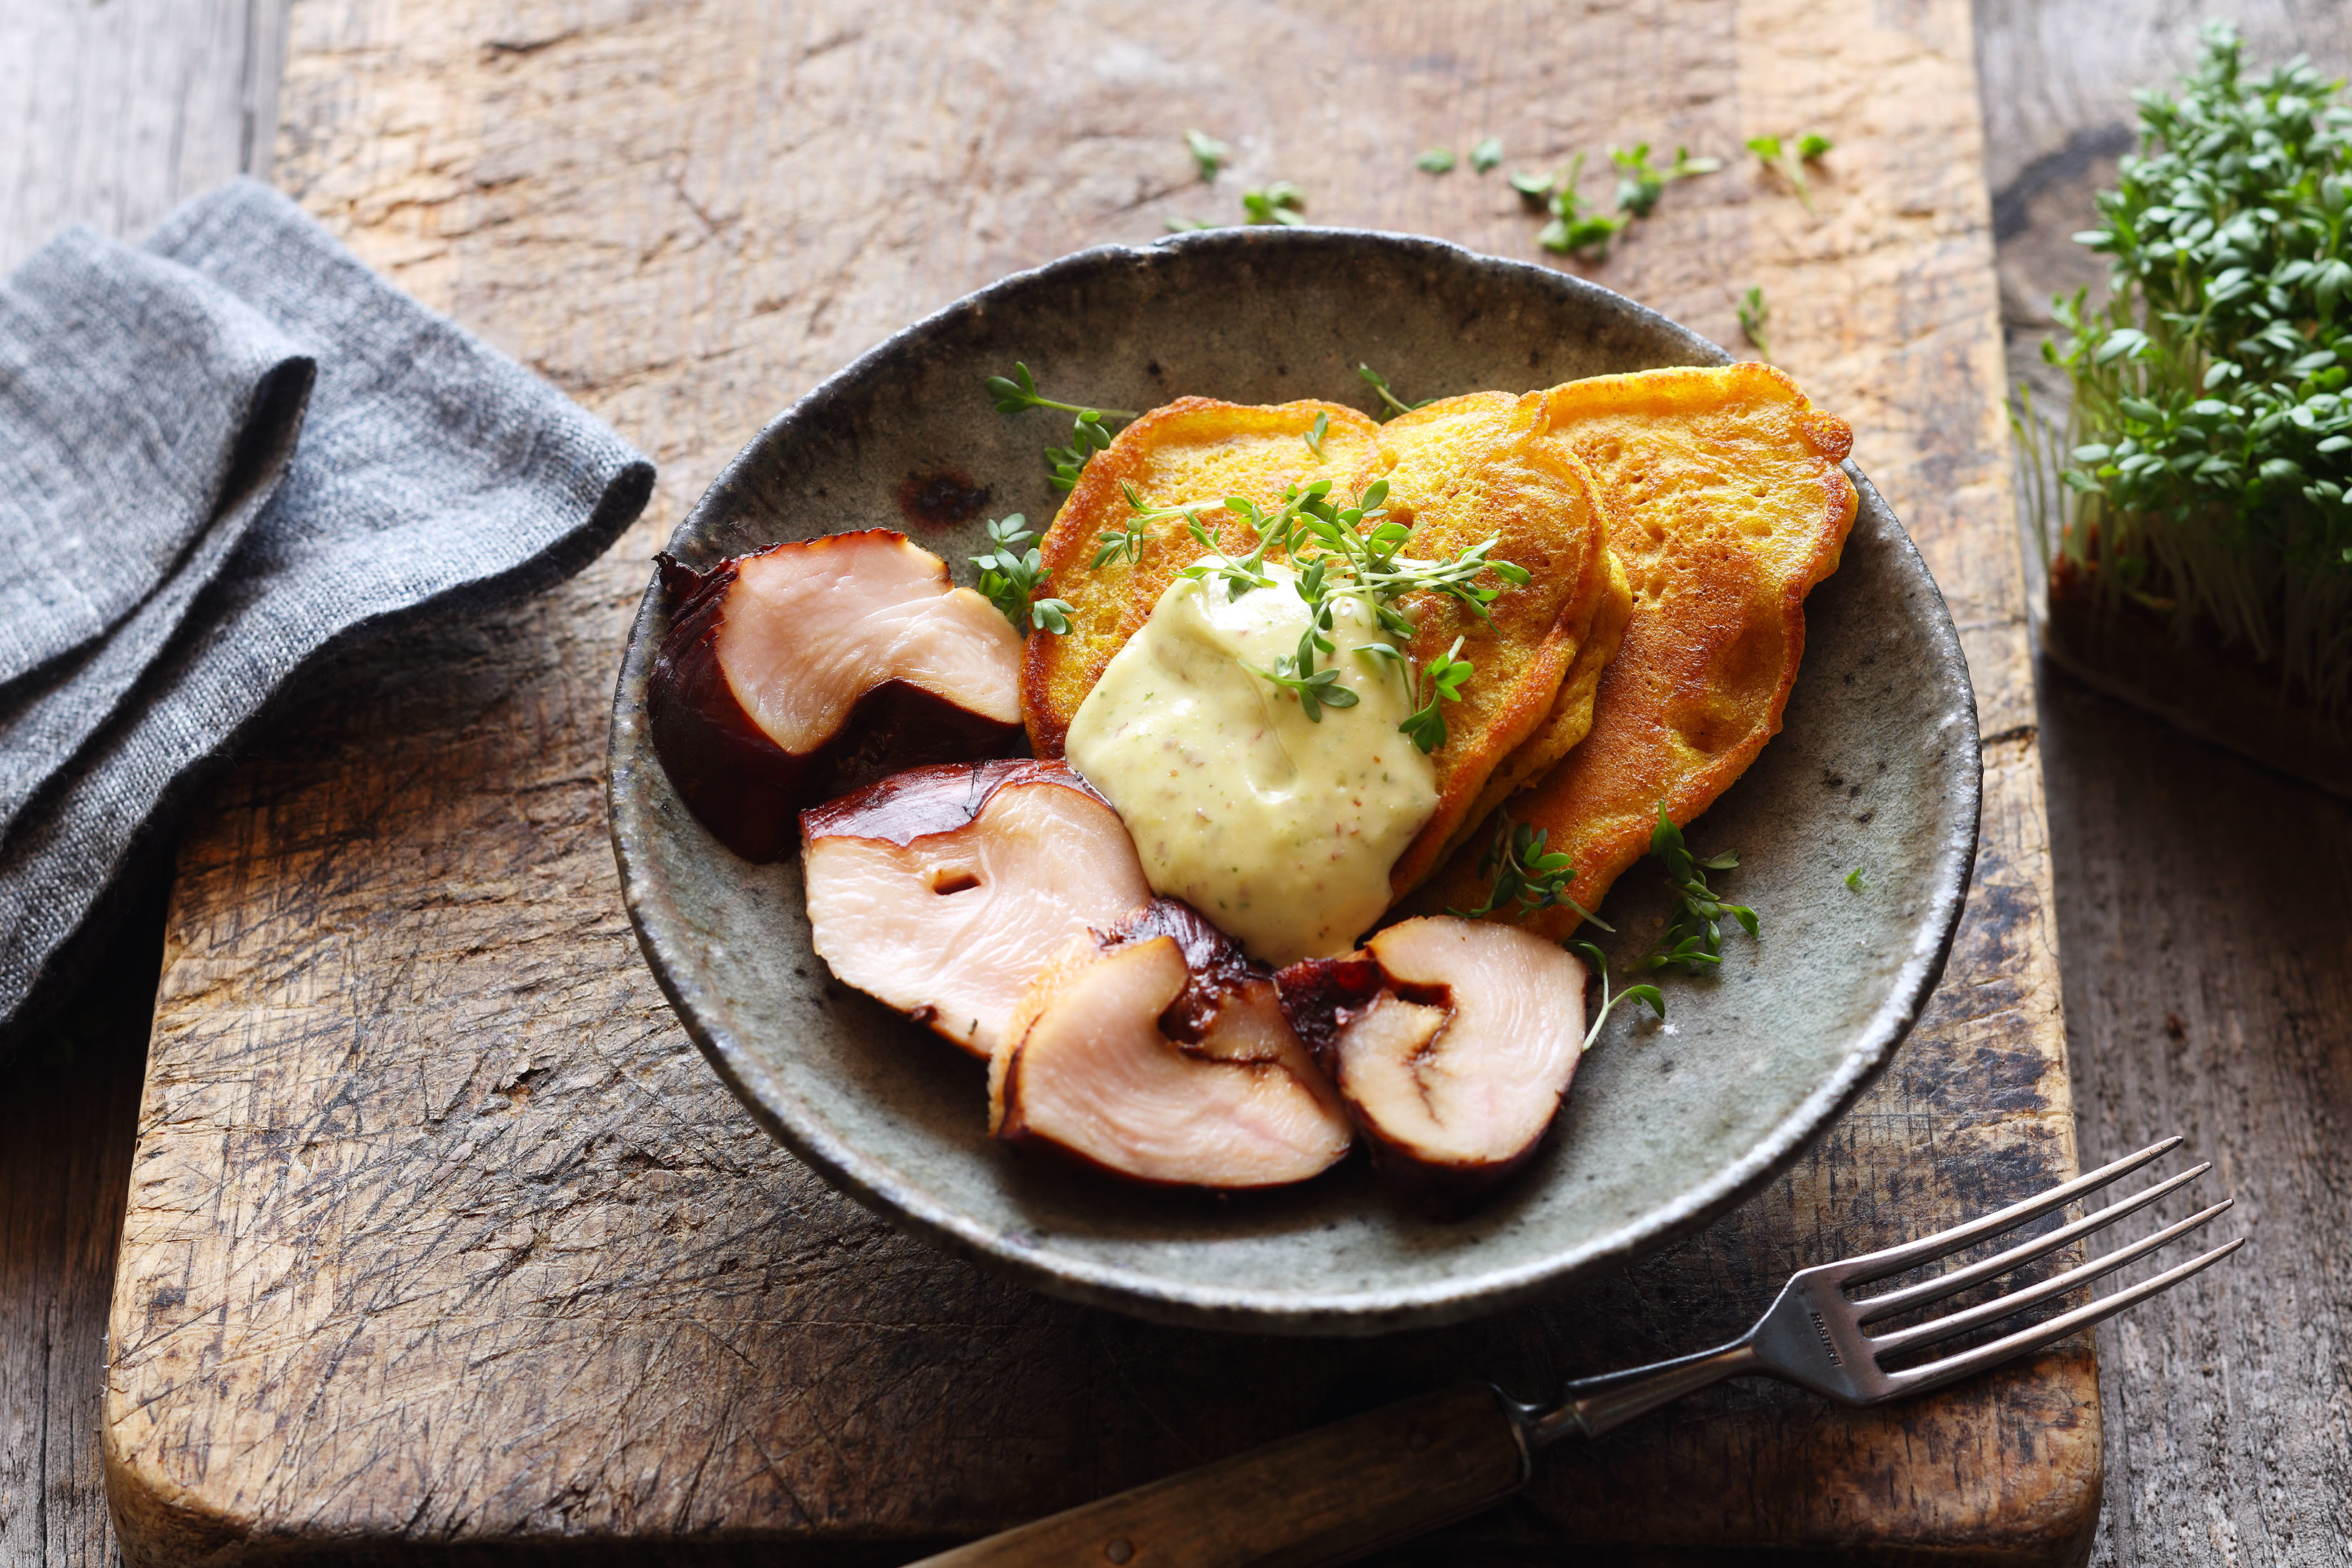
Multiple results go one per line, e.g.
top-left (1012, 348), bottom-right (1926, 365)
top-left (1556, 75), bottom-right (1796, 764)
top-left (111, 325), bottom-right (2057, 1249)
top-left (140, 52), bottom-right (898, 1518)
top-left (991, 898), bottom-right (1352, 1189)
top-left (652, 530), bottom-right (1023, 860)
top-left (801, 759), bottom-right (1151, 1056)
top-left (1280, 916), bottom-right (1585, 1204)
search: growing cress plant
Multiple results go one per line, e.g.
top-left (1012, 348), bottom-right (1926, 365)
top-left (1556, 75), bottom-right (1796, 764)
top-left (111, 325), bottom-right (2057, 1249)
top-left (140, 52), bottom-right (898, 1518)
top-left (2026, 24), bottom-right (2352, 711)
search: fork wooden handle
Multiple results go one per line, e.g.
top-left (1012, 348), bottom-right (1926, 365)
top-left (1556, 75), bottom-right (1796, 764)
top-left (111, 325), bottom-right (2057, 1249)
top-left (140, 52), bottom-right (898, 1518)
top-left (905, 1385), bottom-right (1532, 1568)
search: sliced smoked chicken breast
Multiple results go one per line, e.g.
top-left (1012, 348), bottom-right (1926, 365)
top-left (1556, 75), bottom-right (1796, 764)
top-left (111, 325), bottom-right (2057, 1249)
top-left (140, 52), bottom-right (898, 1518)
top-left (650, 530), bottom-right (1024, 860)
top-left (801, 759), bottom-right (1152, 1056)
top-left (991, 898), bottom-right (1353, 1188)
top-left (1281, 916), bottom-right (1585, 1201)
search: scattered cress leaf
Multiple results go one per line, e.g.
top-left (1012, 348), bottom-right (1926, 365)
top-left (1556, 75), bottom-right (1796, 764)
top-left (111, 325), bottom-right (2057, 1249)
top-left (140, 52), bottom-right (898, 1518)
top-left (1609, 142), bottom-right (1722, 217)
top-left (1357, 362), bottom-right (1435, 420)
top-left (1539, 154), bottom-right (1629, 258)
top-left (1449, 813), bottom-right (1612, 928)
top-left (1184, 129), bottom-right (1229, 182)
top-left (1416, 147), bottom-right (1458, 173)
top-left (1571, 941), bottom-right (1665, 1048)
top-left (981, 361), bottom-right (1138, 420)
top-left (1242, 182), bottom-right (1307, 224)
top-left (971, 514), bottom-right (1069, 636)
top-left (981, 362), bottom-right (1138, 493)
top-left (1747, 130), bottom-right (1833, 211)
top-left (1397, 635), bottom-right (1473, 752)
top-left (1633, 803), bottom-right (1760, 973)
top-left (1472, 137), bottom-right (1504, 172)
top-left (1738, 285), bottom-right (1772, 361)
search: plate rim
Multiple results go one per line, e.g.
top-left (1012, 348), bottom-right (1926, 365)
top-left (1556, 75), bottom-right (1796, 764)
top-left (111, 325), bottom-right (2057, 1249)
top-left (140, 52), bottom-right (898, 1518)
top-left (606, 224), bottom-right (1984, 1335)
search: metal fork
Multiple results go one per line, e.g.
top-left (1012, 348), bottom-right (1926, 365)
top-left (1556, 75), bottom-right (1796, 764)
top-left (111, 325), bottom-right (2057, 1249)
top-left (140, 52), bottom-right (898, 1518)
top-left (913, 1138), bottom-right (2238, 1568)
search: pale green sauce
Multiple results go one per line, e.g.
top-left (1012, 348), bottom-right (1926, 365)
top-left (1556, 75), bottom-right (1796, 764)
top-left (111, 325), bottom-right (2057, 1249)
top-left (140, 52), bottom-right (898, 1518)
top-left (1065, 562), bottom-right (1439, 966)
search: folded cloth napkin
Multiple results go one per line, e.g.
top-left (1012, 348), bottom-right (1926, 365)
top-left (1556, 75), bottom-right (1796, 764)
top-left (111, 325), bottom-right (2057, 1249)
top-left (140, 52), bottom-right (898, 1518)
top-left (0, 178), bottom-right (653, 1044)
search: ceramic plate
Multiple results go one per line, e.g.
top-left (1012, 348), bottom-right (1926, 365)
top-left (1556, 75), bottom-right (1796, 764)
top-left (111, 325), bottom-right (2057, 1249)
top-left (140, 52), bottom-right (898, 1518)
top-left (607, 228), bottom-right (1981, 1336)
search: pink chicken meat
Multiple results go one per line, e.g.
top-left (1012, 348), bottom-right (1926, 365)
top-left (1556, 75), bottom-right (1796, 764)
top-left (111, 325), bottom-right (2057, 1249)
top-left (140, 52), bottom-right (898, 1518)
top-left (650, 530), bottom-right (1023, 860)
top-left (800, 759), bottom-right (1153, 1056)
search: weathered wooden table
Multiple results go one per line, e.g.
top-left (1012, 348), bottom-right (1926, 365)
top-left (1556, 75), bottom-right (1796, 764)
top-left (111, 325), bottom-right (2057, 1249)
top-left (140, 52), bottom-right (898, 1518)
top-left (4, 1), bottom-right (2346, 1564)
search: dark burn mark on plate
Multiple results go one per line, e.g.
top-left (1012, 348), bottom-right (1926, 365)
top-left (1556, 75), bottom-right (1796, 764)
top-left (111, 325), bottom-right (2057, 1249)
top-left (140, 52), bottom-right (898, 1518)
top-left (895, 470), bottom-right (991, 528)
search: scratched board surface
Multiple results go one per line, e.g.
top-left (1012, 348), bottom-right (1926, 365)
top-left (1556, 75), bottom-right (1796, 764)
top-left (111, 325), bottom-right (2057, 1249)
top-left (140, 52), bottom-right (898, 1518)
top-left (104, 1), bottom-right (2091, 1563)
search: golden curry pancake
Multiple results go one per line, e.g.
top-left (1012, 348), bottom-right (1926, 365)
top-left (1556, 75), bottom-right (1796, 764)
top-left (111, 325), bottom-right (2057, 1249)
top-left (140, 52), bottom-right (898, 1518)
top-left (1372, 391), bottom-right (1520, 527)
top-left (1416, 362), bottom-right (1856, 936)
top-left (1021, 397), bottom-right (1383, 756)
top-left (1463, 547), bottom-right (1633, 828)
top-left (1375, 391), bottom-right (1636, 850)
top-left (1375, 399), bottom-right (1622, 898)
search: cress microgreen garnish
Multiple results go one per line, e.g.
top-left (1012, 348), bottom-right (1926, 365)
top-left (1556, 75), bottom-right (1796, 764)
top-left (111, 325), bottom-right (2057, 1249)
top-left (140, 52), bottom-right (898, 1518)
top-left (1161, 472), bottom-right (1526, 747)
top-left (1634, 804), bottom-right (1758, 973)
top-left (1395, 635), bottom-right (1473, 751)
top-left (1747, 132), bottom-right (1834, 212)
top-left (983, 364), bottom-right (1526, 741)
top-left (983, 362), bottom-right (1138, 420)
top-left (1416, 147), bottom-right (1458, 174)
top-left (1185, 129), bottom-right (1228, 182)
top-left (1472, 137), bottom-right (1504, 174)
top-left (1610, 142), bottom-right (1722, 217)
top-left (1571, 941), bottom-right (1666, 1046)
top-left (1846, 865), bottom-right (1865, 890)
top-left (1739, 285), bottom-right (1772, 361)
top-left (983, 362), bottom-right (1139, 494)
top-left (1243, 182), bottom-right (1306, 224)
top-left (1449, 815), bottom-right (1613, 929)
top-left (1094, 482), bottom-right (1218, 569)
top-left (1044, 408), bottom-right (1118, 492)
top-left (1357, 362), bottom-right (1434, 421)
top-left (1240, 572), bottom-right (1363, 722)
top-left (1304, 410), bottom-right (1331, 460)
top-left (971, 515), bottom-right (1073, 635)
top-left (2017, 23), bottom-right (2352, 713)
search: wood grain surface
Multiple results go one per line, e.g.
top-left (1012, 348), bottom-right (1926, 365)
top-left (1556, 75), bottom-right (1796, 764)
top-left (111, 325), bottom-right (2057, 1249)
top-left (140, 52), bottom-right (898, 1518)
top-left (0, 892), bottom-right (163, 1568)
top-left (0, 4), bottom-right (287, 1563)
top-left (1974, 5), bottom-right (2352, 1564)
top-left (0, 0), bottom-right (286, 273)
top-left (92, 2), bottom-right (2104, 1564)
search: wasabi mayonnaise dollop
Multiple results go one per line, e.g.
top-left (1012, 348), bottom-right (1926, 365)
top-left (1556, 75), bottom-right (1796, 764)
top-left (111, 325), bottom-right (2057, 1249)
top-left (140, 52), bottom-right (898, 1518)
top-left (1064, 562), bottom-right (1438, 966)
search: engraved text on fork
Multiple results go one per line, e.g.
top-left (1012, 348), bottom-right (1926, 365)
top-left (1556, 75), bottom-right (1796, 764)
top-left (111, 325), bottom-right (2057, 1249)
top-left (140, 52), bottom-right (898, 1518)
top-left (1809, 1309), bottom-right (1843, 1366)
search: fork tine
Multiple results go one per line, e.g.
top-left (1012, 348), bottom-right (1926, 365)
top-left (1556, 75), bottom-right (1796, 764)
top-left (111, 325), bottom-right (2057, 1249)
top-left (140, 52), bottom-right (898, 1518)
top-left (1870, 1198), bottom-right (2233, 1357)
top-left (1855, 1162), bottom-right (2211, 1323)
top-left (1835, 1136), bottom-right (2183, 1286)
top-left (1885, 1234), bottom-right (2244, 1396)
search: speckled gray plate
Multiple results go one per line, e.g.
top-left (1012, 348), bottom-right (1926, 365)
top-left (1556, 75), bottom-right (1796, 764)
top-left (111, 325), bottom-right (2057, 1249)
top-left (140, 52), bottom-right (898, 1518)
top-left (608, 228), bottom-right (1980, 1336)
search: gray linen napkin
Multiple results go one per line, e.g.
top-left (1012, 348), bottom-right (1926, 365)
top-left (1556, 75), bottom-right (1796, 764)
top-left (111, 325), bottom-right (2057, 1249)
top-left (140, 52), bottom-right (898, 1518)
top-left (0, 230), bottom-right (315, 843)
top-left (0, 178), bottom-right (652, 1042)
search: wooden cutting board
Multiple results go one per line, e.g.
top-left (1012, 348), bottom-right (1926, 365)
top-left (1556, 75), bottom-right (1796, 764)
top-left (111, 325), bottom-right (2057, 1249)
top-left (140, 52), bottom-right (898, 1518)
top-left (104, 0), bottom-right (2095, 1562)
